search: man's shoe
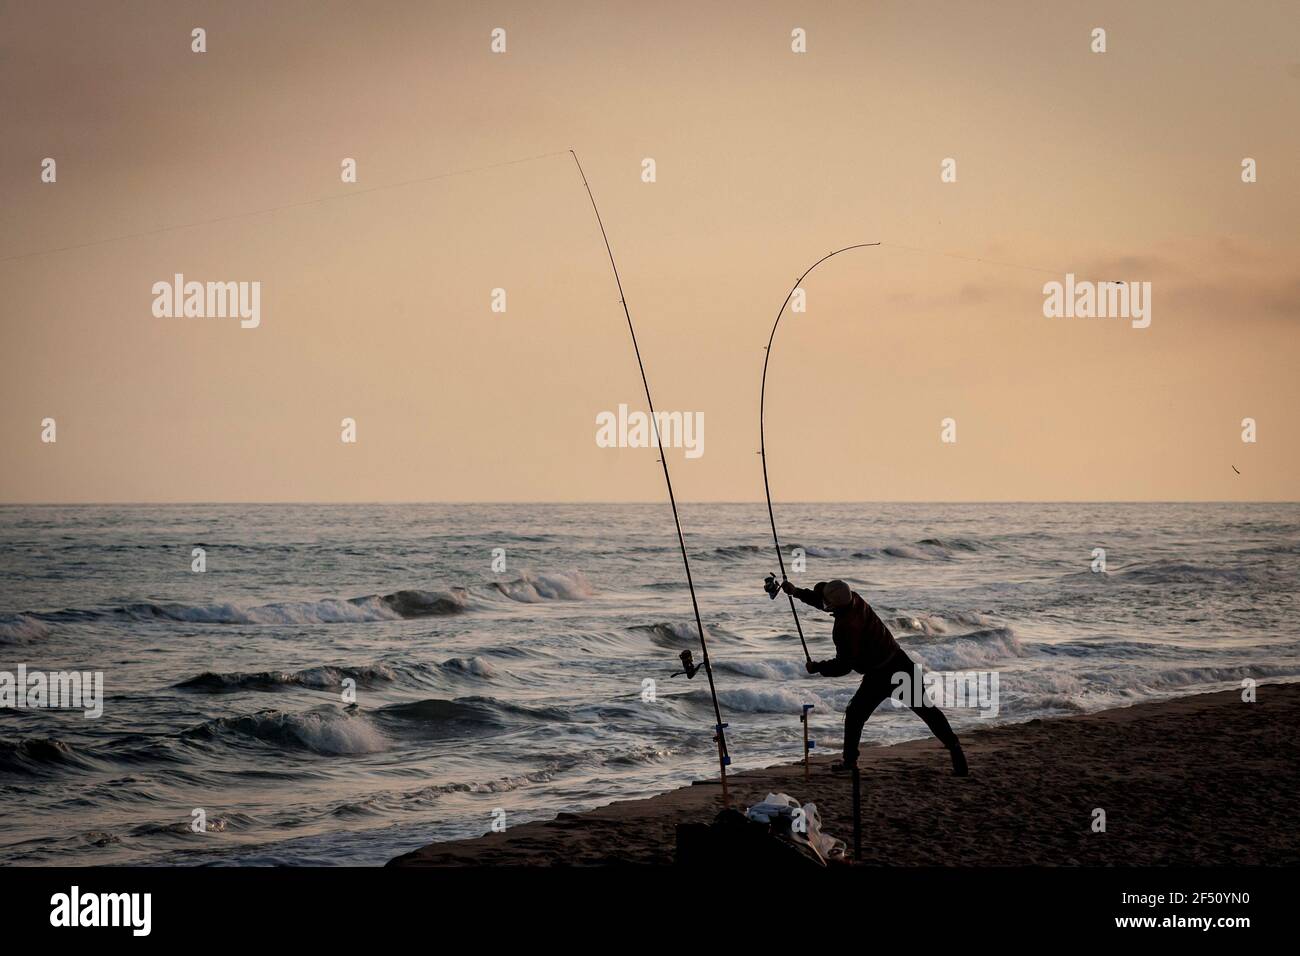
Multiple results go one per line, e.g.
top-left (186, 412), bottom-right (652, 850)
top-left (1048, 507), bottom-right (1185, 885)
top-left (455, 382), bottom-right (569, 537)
top-left (950, 744), bottom-right (969, 777)
top-left (830, 759), bottom-right (858, 774)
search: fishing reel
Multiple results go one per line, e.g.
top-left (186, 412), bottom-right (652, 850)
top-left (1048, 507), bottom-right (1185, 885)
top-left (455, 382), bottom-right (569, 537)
top-left (764, 572), bottom-right (782, 600)
top-left (670, 648), bottom-right (701, 679)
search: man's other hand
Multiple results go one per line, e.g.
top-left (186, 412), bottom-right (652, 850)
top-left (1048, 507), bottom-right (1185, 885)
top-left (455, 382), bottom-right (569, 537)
top-left (781, 579), bottom-right (796, 595)
top-left (805, 660), bottom-right (819, 674)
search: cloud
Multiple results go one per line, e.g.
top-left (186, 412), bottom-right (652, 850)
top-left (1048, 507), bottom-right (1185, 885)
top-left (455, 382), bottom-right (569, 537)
top-left (878, 237), bottom-right (1300, 323)
top-left (1077, 239), bottom-right (1300, 323)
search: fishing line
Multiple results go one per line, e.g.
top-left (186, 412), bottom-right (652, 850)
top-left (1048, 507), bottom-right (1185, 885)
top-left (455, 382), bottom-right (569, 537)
top-left (1, 149), bottom-right (570, 264)
top-left (568, 149), bottom-right (731, 801)
top-left (760, 243), bottom-right (880, 663)
top-left (888, 240), bottom-right (1126, 284)
top-left (886, 241), bottom-right (1062, 277)
top-left (760, 239), bottom-right (1113, 662)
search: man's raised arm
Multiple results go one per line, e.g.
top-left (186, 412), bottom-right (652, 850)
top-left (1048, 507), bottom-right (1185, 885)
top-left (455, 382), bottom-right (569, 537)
top-left (781, 579), bottom-right (824, 610)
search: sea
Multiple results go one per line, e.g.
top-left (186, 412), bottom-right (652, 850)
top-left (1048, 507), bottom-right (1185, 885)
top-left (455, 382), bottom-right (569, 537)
top-left (1, 502), bottom-right (1296, 865)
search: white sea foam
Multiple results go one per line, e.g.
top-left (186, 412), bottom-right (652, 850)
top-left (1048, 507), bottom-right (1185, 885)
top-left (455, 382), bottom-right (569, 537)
top-left (908, 628), bottom-right (1024, 670)
top-left (487, 570), bottom-right (594, 602)
top-left (204, 709), bottom-right (389, 755)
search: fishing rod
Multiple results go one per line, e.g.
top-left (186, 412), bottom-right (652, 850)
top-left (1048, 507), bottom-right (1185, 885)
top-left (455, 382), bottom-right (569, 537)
top-left (568, 149), bottom-right (731, 803)
top-left (759, 243), bottom-right (881, 663)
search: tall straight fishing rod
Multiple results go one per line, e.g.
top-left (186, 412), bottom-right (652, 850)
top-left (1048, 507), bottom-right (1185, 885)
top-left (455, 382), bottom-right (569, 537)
top-left (760, 243), bottom-right (881, 663)
top-left (569, 150), bottom-right (731, 803)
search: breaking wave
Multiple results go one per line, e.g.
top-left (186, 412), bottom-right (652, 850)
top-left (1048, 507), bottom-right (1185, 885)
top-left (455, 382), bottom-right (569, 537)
top-left (0, 738), bottom-right (96, 776)
top-left (709, 686), bottom-right (819, 714)
top-left (176, 657), bottom-right (502, 693)
top-left (907, 627), bottom-right (1024, 670)
top-left (177, 664), bottom-right (405, 692)
top-left (486, 570), bottom-right (594, 602)
top-left (714, 657), bottom-right (808, 680)
top-left (184, 708), bottom-right (389, 755)
top-left (892, 610), bottom-right (996, 636)
top-left (13, 569), bottom-right (594, 630)
top-left (630, 621), bottom-right (740, 649)
top-left (856, 537), bottom-right (986, 561)
top-left (374, 696), bottom-right (570, 731)
top-left (0, 613), bottom-right (50, 644)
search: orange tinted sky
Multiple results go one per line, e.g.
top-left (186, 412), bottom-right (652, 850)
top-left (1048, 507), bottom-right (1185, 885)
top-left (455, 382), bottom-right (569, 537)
top-left (2, 0), bottom-right (1297, 502)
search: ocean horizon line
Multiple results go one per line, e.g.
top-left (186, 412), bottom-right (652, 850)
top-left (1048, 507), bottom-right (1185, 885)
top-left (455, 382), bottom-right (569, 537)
top-left (0, 499), bottom-right (1296, 508)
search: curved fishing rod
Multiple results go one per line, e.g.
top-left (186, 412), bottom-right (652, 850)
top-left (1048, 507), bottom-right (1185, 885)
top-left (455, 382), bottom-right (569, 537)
top-left (569, 150), bottom-right (731, 801)
top-left (760, 243), bottom-right (881, 663)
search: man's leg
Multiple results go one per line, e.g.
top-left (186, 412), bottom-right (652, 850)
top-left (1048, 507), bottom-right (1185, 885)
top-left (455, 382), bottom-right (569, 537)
top-left (911, 699), bottom-right (959, 749)
top-left (900, 652), bottom-right (968, 775)
top-left (840, 676), bottom-right (891, 767)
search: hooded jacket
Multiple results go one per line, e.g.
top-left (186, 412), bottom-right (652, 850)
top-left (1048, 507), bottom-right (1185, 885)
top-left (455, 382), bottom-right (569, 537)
top-left (789, 582), bottom-right (900, 676)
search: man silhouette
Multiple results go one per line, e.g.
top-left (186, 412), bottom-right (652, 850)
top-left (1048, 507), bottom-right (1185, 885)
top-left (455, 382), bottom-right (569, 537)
top-left (778, 578), bottom-right (968, 776)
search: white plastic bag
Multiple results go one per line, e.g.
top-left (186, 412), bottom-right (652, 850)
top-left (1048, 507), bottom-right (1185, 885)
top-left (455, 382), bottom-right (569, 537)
top-left (745, 791), bottom-right (847, 864)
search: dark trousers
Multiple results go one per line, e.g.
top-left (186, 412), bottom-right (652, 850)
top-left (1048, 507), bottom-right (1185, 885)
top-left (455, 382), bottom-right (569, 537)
top-left (843, 648), bottom-right (959, 764)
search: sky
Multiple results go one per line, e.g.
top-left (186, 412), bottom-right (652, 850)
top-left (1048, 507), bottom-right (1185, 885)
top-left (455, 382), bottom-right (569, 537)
top-left (1, 0), bottom-right (1297, 502)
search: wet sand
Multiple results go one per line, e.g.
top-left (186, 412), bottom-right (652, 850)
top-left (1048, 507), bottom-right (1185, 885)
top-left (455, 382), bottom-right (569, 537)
top-left (389, 683), bottom-right (1300, 866)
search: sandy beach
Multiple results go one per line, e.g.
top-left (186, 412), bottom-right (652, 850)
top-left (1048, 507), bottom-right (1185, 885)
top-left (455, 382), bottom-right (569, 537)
top-left (389, 683), bottom-right (1300, 866)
